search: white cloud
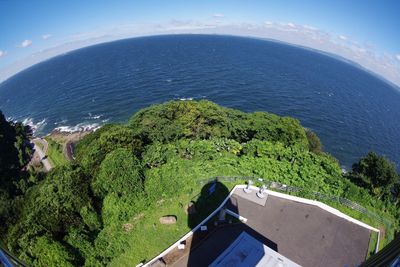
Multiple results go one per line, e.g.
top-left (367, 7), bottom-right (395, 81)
top-left (0, 50), bottom-right (7, 57)
top-left (42, 34), bottom-right (51, 40)
top-left (213, 13), bottom-right (224, 18)
top-left (303, 25), bottom-right (318, 30)
top-left (20, 40), bottom-right (32, 48)
top-left (286, 22), bottom-right (295, 28)
top-left (339, 35), bottom-right (347, 40)
top-left (396, 54), bottom-right (400, 61)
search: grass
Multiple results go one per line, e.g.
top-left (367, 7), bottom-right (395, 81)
top-left (366, 231), bottom-right (378, 259)
top-left (33, 140), bottom-right (44, 151)
top-left (44, 138), bottom-right (68, 167)
top-left (110, 182), bottom-right (235, 266)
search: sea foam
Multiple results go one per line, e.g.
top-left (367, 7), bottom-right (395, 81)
top-left (54, 123), bottom-right (101, 133)
top-left (87, 112), bottom-right (103, 120)
top-left (21, 118), bottom-right (47, 134)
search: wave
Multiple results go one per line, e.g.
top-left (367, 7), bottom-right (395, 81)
top-left (54, 119), bottom-right (68, 125)
top-left (87, 112), bottom-right (103, 120)
top-left (21, 118), bottom-right (47, 134)
top-left (174, 95), bottom-right (207, 101)
top-left (54, 122), bottom-right (101, 133)
top-left (341, 165), bottom-right (349, 174)
top-left (6, 116), bottom-right (16, 122)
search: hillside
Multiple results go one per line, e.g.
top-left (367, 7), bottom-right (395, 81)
top-left (0, 100), bottom-right (398, 266)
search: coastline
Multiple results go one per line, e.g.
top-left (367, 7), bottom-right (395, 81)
top-left (41, 127), bottom-right (97, 163)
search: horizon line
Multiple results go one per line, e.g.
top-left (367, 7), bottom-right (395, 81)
top-left (1, 31), bottom-right (399, 92)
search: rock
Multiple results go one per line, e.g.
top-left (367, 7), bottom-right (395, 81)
top-left (122, 223), bottom-right (133, 232)
top-left (132, 212), bottom-right (144, 222)
top-left (159, 215), bottom-right (177, 225)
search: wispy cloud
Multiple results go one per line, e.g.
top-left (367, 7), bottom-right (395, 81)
top-left (213, 13), bottom-right (224, 18)
top-left (20, 40), bottom-right (32, 48)
top-left (396, 54), bottom-right (400, 61)
top-left (303, 25), bottom-right (318, 30)
top-left (42, 34), bottom-right (52, 40)
top-left (339, 35), bottom-right (347, 41)
top-left (0, 50), bottom-right (7, 57)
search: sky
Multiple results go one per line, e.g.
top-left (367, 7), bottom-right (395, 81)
top-left (0, 0), bottom-right (400, 87)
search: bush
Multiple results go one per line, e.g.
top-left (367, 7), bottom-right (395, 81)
top-left (92, 148), bottom-right (142, 198)
top-left (348, 151), bottom-right (399, 200)
top-left (305, 128), bottom-right (323, 154)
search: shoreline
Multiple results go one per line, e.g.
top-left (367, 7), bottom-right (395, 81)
top-left (39, 127), bottom-right (97, 163)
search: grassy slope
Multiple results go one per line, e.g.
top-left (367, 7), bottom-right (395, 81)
top-left (44, 138), bottom-right (68, 167)
top-left (110, 182), bottom-right (235, 266)
top-left (367, 231), bottom-right (378, 259)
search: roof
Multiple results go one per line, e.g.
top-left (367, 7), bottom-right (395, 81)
top-left (209, 231), bottom-right (301, 267)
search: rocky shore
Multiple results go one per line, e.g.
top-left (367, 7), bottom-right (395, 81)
top-left (45, 128), bottom-right (94, 160)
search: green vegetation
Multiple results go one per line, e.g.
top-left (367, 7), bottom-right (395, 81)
top-left (0, 100), bottom-right (399, 266)
top-left (347, 152), bottom-right (399, 201)
top-left (45, 138), bottom-right (68, 167)
top-left (367, 231), bottom-right (379, 259)
top-left (305, 128), bottom-right (323, 154)
top-left (0, 110), bottom-right (33, 234)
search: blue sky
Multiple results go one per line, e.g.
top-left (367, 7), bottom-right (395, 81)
top-left (1, 0), bottom-right (399, 86)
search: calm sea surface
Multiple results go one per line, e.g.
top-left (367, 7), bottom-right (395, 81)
top-left (0, 35), bottom-right (399, 169)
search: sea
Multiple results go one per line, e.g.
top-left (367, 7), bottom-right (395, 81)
top-left (0, 34), bottom-right (399, 170)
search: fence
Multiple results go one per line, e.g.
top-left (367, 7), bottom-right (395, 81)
top-left (198, 176), bottom-right (393, 229)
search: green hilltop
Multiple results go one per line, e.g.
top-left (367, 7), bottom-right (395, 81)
top-left (0, 100), bottom-right (399, 266)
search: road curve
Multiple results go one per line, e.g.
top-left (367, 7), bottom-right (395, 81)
top-left (32, 138), bottom-right (52, 172)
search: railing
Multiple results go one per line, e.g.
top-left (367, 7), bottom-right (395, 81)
top-left (0, 246), bottom-right (27, 267)
top-left (199, 176), bottom-right (393, 229)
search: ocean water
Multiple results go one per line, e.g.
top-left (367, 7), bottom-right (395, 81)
top-left (0, 35), bottom-right (399, 169)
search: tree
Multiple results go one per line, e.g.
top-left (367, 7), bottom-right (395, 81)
top-left (128, 100), bottom-right (309, 148)
top-left (30, 236), bottom-right (75, 267)
top-left (92, 148), bottom-right (142, 198)
top-left (0, 111), bottom-right (33, 234)
top-left (75, 124), bottom-right (143, 174)
top-left (6, 164), bottom-right (92, 262)
top-left (349, 152), bottom-right (399, 199)
top-left (305, 129), bottom-right (322, 154)
top-left (0, 110), bottom-right (19, 177)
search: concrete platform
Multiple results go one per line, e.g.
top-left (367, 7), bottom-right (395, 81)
top-left (233, 187), bottom-right (268, 206)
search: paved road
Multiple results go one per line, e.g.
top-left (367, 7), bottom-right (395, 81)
top-left (32, 138), bottom-right (52, 172)
top-left (65, 142), bottom-right (75, 161)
